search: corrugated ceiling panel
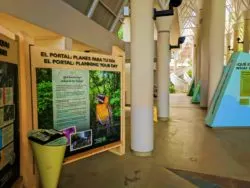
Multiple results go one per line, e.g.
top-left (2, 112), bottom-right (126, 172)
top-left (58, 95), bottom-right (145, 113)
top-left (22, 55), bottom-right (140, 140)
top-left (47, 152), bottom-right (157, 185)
top-left (63, 0), bottom-right (93, 15)
top-left (92, 3), bottom-right (115, 29)
top-left (101, 0), bottom-right (123, 14)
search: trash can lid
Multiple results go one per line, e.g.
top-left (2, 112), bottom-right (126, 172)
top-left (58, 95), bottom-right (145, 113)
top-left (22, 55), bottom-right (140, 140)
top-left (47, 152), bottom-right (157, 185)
top-left (46, 136), bottom-right (68, 146)
top-left (28, 129), bottom-right (67, 146)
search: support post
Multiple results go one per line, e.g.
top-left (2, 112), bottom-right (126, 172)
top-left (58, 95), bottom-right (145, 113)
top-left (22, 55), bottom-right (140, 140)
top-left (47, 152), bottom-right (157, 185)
top-left (17, 32), bottom-right (37, 188)
top-left (87, 0), bottom-right (100, 18)
top-left (155, 16), bottom-right (173, 121)
top-left (208, 0), bottom-right (225, 106)
top-left (195, 0), bottom-right (204, 86)
top-left (233, 23), bottom-right (241, 52)
top-left (200, 5), bottom-right (210, 108)
top-left (130, 0), bottom-right (154, 155)
top-left (243, 10), bottom-right (250, 53)
top-left (195, 25), bottom-right (201, 86)
top-left (226, 33), bottom-right (232, 61)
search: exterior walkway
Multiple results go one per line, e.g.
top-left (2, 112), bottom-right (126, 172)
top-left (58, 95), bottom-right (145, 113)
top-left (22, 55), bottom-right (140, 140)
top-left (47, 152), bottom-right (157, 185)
top-left (60, 94), bottom-right (250, 188)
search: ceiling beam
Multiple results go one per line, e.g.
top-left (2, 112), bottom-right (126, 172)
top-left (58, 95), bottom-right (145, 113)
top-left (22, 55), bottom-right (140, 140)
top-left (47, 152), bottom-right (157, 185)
top-left (110, 0), bottom-right (128, 32)
top-left (99, 0), bottom-right (117, 17)
top-left (88, 0), bottom-right (100, 18)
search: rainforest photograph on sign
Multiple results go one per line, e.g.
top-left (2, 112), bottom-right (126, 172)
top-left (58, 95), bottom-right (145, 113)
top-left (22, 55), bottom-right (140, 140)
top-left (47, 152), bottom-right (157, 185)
top-left (36, 68), bottom-right (121, 156)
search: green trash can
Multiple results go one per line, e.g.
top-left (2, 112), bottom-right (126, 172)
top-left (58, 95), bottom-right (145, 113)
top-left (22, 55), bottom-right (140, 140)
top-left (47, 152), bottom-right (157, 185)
top-left (28, 129), bottom-right (67, 188)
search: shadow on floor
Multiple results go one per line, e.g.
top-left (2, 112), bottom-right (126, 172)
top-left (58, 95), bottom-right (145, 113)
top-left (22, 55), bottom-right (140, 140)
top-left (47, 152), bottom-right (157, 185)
top-left (167, 168), bottom-right (250, 188)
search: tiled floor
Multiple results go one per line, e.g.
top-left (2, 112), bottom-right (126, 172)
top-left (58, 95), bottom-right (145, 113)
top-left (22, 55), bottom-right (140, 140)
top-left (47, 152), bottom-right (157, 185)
top-left (60, 94), bottom-right (250, 188)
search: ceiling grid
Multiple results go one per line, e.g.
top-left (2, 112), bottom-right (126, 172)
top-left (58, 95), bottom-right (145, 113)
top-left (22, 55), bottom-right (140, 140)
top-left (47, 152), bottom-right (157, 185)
top-left (63, 0), bottom-right (126, 34)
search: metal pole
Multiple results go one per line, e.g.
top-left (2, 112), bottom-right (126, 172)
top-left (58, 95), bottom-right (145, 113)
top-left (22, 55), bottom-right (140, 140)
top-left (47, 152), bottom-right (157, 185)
top-left (87, 0), bottom-right (100, 18)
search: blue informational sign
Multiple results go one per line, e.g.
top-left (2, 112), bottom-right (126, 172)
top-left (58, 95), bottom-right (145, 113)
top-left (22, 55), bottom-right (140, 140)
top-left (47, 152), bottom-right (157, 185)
top-left (206, 52), bottom-right (250, 127)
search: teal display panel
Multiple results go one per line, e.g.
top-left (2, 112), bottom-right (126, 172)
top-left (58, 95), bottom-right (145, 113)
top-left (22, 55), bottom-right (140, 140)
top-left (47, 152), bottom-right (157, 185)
top-left (205, 52), bottom-right (250, 127)
top-left (187, 79), bottom-right (195, 96)
top-left (191, 81), bottom-right (201, 104)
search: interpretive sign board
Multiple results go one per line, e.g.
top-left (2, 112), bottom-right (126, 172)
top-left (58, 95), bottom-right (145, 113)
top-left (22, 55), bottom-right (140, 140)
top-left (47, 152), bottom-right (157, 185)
top-left (0, 34), bottom-right (19, 188)
top-left (206, 52), bottom-right (250, 127)
top-left (30, 46), bottom-right (124, 162)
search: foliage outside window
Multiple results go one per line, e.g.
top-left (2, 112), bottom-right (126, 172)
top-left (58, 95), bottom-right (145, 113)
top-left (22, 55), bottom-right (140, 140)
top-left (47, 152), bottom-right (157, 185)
top-left (187, 69), bottom-right (193, 78)
top-left (169, 82), bottom-right (176, 93)
top-left (117, 26), bottom-right (123, 40)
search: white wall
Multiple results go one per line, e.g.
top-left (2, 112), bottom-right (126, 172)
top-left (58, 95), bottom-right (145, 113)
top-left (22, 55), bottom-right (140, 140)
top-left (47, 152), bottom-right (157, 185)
top-left (0, 0), bottom-right (124, 54)
top-left (35, 37), bottom-right (67, 50)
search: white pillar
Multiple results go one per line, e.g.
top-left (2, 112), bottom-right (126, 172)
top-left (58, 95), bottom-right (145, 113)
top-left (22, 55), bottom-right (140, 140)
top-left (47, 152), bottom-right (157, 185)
top-left (125, 63), bottom-right (131, 105)
top-left (243, 10), bottom-right (250, 53)
top-left (123, 17), bottom-right (131, 42)
top-left (155, 16), bottom-right (173, 121)
top-left (131, 0), bottom-right (154, 155)
top-left (233, 23), bottom-right (240, 52)
top-left (192, 39), bottom-right (197, 80)
top-left (123, 17), bottom-right (132, 105)
top-left (195, 25), bottom-right (201, 85)
top-left (200, 6), bottom-right (210, 108)
top-left (195, 0), bottom-right (204, 86)
top-left (208, 0), bottom-right (225, 105)
top-left (226, 33), bottom-right (232, 61)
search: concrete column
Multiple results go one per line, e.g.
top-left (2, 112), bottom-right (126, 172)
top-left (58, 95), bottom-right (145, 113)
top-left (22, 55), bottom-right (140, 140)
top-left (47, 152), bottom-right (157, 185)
top-left (125, 63), bottom-right (131, 105)
top-left (123, 17), bottom-right (131, 42)
top-left (192, 39), bottom-right (197, 81)
top-left (155, 16), bottom-right (173, 121)
top-left (208, 0), bottom-right (225, 105)
top-left (233, 23), bottom-right (240, 52)
top-left (195, 0), bottom-right (204, 86)
top-left (226, 33), bottom-right (232, 61)
top-left (123, 17), bottom-right (131, 105)
top-left (243, 10), bottom-right (250, 53)
top-left (130, 0), bottom-right (154, 155)
top-left (200, 5), bottom-right (210, 108)
top-left (195, 26), bottom-right (201, 85)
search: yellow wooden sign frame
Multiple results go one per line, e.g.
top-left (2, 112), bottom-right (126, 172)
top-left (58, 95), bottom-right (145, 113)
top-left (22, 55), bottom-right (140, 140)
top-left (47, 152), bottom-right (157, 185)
top-left (29, 46), bottom-right (126, 164)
